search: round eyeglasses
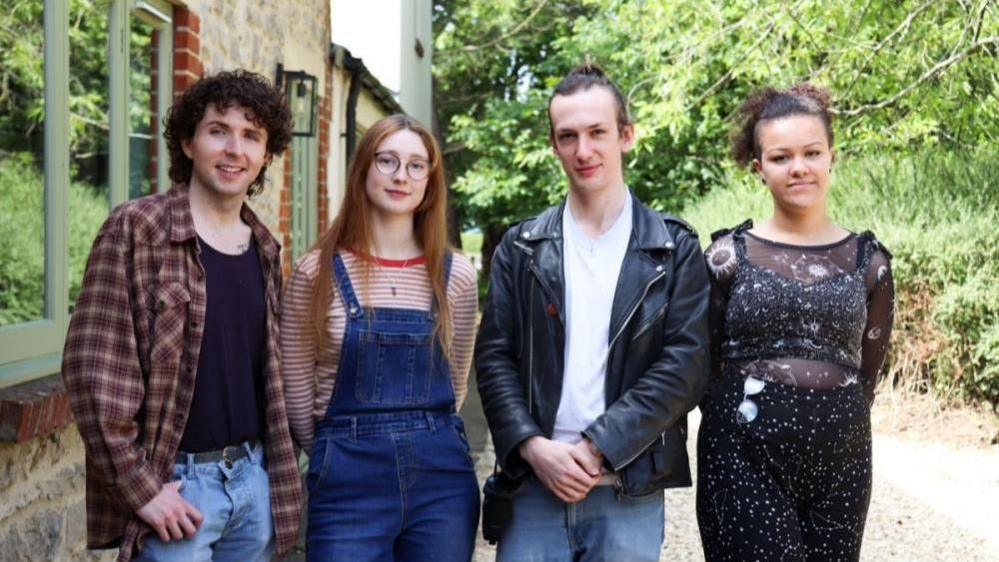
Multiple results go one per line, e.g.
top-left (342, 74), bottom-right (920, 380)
top-left (374, 152), bottom-right (431, 181)
top-left (736, 376), bottom-right (765, 424)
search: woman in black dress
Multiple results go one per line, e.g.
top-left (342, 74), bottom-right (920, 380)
top-left (696, 84), bottom-right (895, 561)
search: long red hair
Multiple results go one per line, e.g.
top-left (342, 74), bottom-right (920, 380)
top-left (310, 114), bottom-right (452, 356)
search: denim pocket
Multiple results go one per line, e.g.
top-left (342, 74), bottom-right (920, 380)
top-left (355, 330), bottom-right (433, 405)
top-left (306, 436), bottom-right (332, 493)
top-left (449, 423), bottom-right (475, 468)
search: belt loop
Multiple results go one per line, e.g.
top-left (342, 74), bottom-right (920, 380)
top-left (350, 417), bottom-right (357, 442)
top-left (425, 411), bottom-right (436, 432)
top-left (185, 452), bottom-right (195, 477)
top-left (242, 441), bottom-right (255, 465)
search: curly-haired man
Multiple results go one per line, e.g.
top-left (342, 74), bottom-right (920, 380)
top-left (62, 70), bottom-right (302, 562)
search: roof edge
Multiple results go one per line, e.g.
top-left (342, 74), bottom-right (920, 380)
top-left (330, 43), bottom-right (404, 116)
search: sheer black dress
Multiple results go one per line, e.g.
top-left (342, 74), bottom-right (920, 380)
top-left (695, 220), bottom-right (894, 562)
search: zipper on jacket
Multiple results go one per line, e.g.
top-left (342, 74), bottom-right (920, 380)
top-left (631, 301), bottom-right (669, 342)
top-left (607, 270), bottom-right (667, 353)
top-left (527, 276), bottom-right (535, 415)
top-left (606, 269), bottom-right (670, 471)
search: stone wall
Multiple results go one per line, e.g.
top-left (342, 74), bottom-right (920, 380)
top-left (187, 0), bottom-right (331, 238)
top-left (0, 423), bottom-right (112, 562)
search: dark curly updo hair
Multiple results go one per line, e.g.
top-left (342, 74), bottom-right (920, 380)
top-left (164, 69), bottom-right (293, 197)
top-left (548, 62), bottom-right (631, 139)
top-left (730, 84), bottom-right (833, 167)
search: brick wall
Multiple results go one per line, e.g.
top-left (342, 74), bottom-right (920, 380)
top-left (173, 8), bottom-right (203, 98)
top-left (318, 60), bottom-right (333, 231)
top-left (281, 153), bottom-right (293, 276)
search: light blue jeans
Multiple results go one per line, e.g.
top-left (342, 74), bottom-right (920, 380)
top-left (134, 442), bottom-right (274, 562)
top-left (496, 478), bottom-right (665, 562)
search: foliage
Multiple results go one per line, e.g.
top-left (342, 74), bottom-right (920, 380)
top-left (434, 0), bottom-right (999, 267)
top-left (460, 230), bottom-right (484, 256)
top-left (683, 150), bottom-right (999, 409)
top-left (1, 0), bottom-right (113, 159)
top-left (0, 155), bottom-right (108, 325)
top-left (0, 154), bottom-right (45, 325)
top-left (1, 0), bottom-right (153, 325)
top-left (433, 0), bottom-right (599, 262)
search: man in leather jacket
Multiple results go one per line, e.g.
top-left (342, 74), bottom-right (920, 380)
top-left (475, 63), bottom-right (711, 561)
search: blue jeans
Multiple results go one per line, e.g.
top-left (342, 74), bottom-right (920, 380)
top-left (496, 478), bottom-right (665, 562)
top-left (306, 412), bottom-right (480, 562)
top-left (134, 442), bottom-right (274, 562)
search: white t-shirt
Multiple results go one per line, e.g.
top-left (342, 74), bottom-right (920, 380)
top-left (552, 193), bottom-right (633, 443)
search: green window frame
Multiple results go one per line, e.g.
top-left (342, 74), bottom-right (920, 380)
top-left (290, 135), bottom-right (319, 263)
top-left (0, 0), bottom-right (173, 389)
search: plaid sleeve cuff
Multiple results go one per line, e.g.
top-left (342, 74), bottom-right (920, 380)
top-left (112, 460), bottom-right (162, 514)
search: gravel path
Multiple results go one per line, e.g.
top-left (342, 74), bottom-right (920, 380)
top-left (470, 407), bottom-right (999, 562)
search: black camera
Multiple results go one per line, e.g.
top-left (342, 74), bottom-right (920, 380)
top-left (481, 471), bottom-right (524, 545)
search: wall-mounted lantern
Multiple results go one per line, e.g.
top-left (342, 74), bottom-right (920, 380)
top-left (276, 63), bottom-right (318, 137)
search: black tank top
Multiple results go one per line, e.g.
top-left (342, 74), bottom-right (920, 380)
top-left (178, 236), bottom-right (267, 452)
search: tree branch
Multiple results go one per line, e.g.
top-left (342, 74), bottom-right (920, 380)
top-left (70, 112), bottom-right (110, 131)
top-left (437, 0), bottom-right (549, 56)
top-left (843, 0), bottom-right (937, 97)
top-left (688, 21), bottom-right (775, 110)
top-left (443, 141), bottom-right (467, 156)
top-left (833, 36), bottom-right (998, 117)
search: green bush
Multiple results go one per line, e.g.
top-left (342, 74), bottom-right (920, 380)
top-left (67, 175), bottom-right (111, 310)
top-left (682, 149), bottom-right (999, 409)
top-left (0, 154), bottom-right (45, 325)
top-left (0, 154), bottom-right (108, 325)
top-left (972, 324), bottom-right (999, 402)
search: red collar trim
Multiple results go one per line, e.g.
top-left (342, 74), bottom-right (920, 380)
top-left (348, 249), bottom-right (426, 268)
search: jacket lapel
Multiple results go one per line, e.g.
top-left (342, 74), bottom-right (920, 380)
top-left (518, 201), bottom-right (566, 325)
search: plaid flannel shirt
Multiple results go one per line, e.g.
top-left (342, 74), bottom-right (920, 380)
top-left (61, 184), bottom-right (302, 561)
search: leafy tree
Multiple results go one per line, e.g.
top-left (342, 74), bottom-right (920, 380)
top-left (434, 0), bottom-right (998, 273)
top-left (433, 0), bottom-right (599, 269)
top-left (1, 0), bottom-right (113, 164)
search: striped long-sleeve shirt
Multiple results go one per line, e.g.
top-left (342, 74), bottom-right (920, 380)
top-left (280, 249), bottom-right (478, 452)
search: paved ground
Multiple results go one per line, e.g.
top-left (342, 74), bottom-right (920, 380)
top-left (460, 380), bottom-right (999, 562)
top-left (288, 380), bottom-right (999, 561)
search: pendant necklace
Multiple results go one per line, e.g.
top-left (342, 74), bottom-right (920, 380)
top-left (381, 257), bottom-right (413, 297)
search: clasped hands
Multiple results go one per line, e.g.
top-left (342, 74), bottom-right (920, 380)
top-left (519, 435), bottom-right (605, 503)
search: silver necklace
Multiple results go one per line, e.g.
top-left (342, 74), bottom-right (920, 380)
top-left (380, 258), bottom-right (413, 297)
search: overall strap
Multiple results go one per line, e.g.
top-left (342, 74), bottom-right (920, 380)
top-left (332, 253), bottom-right (364, 319)
top-left (431, 252), bottom-right (455, 317)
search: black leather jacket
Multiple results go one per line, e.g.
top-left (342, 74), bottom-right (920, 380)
top-left (475, 195), bottom-right (711, 497)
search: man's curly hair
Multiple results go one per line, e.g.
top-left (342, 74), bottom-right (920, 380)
top-left (164, 69), bottom-right (293, 197)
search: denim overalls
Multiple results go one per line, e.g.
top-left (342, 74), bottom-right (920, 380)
top-left (306, 253), bottom-right (480, 562)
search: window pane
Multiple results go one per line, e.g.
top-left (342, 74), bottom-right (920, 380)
top-left (0, 1), bottom-right (46, 326)
top-left (68, 0), bottom-right (111, 313)
top-left (129, 16), bottom-right (154, 199)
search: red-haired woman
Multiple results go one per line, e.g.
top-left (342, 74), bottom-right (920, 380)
top-left (696, 85), bottom-right (894, 561)
top-left (280, 115), bottom-right (479, 561)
